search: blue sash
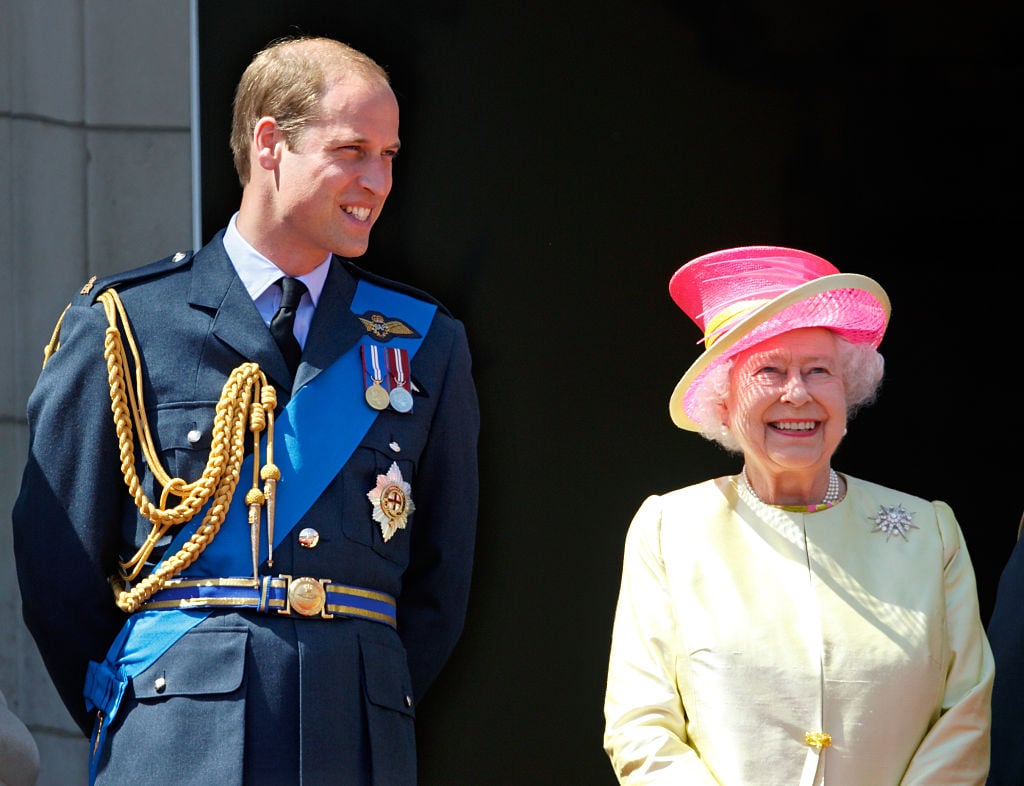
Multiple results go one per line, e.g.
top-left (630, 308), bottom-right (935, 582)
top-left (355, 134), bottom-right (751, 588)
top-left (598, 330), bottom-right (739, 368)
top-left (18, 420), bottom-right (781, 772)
top-left (84, 280), bottom-right (436, 782)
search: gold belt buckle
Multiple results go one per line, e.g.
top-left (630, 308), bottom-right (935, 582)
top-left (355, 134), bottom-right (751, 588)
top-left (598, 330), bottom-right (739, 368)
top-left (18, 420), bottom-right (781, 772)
top-left (280, 575), bottom-right (334, 618)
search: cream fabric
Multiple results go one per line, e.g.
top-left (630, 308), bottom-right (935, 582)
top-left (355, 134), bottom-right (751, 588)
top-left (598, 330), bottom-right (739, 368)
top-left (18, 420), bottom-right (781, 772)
top-left (603, 474), bottom-right (993, 785)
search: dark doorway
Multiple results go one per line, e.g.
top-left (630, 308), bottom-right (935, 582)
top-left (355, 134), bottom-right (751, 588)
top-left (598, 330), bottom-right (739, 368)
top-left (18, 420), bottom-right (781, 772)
top-left (198, 3), bottom-right (1021, 782)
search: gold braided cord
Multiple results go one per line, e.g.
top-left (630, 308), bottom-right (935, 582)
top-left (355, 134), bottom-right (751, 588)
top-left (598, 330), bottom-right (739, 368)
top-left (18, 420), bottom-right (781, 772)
top-left (95, 289), bottom-right (278, 613)
top-left (42, 303), bottom-right (71, 368)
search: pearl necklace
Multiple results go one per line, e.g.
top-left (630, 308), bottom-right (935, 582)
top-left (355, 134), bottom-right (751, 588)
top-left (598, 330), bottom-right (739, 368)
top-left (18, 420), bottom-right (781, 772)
top-left (741, 466), bottom-right (842, 508)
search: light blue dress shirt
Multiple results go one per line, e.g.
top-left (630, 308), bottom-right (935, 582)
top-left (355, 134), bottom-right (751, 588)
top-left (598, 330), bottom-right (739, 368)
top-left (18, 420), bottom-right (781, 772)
top-left (222, 212), bottom-right (330, 348)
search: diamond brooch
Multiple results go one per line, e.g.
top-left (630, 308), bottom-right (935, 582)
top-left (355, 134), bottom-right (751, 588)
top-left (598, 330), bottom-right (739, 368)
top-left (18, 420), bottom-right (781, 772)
top-left (870, 504), bottom-right (918, 541)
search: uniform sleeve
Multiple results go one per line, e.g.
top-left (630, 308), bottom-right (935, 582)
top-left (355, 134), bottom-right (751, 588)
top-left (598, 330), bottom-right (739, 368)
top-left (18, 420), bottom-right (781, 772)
top-left (12, 300), bottom-right (129, 737)
top-left (901, 500), bottom-right (994, 785)
top-left (602, 496), bottom-right (719, 786)
top-left (394, 318), bottom-right (479, 700)
top-left (986, 513), bottom-right (1024, 786)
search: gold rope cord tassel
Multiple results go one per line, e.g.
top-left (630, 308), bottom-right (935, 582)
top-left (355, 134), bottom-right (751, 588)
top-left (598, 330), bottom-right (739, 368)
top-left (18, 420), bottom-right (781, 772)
top-left (804, 731), bottom-right (832, 750)
top-left (42, 303), bottom-right (70, 368)
top-left (96, 289), bottom-right (278, 613)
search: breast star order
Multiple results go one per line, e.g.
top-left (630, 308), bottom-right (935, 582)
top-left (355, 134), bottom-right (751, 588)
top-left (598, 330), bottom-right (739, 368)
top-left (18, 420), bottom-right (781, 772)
top-left (367, 462), bottom-right (415, 543)
top-left (870, 504), bottom-right (918, 541)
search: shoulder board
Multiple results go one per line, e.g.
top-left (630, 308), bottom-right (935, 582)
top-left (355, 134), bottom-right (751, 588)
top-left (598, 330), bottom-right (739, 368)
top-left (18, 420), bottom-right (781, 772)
top-left (72, 250), bottom-right (195, 305)
top-left (339, 257), bottom-right (452, 317)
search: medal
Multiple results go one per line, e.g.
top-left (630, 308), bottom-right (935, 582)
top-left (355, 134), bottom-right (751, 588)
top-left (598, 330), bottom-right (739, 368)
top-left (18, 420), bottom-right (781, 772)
top-left (365, 382), bottom-right (390, 410)
top-left (361, 345), bottom-right (390, 411)
top-left (367, 462), bottom-right (416, 542)
top-left (387, 347), bottom-right (413, 413)
top-left (389, 386), bottom-right (413, 413)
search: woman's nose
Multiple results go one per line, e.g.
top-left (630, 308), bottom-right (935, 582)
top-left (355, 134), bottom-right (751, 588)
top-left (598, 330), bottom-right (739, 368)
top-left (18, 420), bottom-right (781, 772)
top-left (779, 374), bottom-right (810, 404)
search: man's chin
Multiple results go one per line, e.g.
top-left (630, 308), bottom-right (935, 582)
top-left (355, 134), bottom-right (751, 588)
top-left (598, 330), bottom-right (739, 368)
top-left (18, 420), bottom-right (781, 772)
top-left (334, 240), bottom-right (371, 259)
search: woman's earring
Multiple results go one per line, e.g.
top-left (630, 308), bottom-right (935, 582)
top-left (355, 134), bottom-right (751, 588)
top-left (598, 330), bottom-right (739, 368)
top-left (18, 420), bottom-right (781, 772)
top-left (719, 423), bottom-right (729, 436)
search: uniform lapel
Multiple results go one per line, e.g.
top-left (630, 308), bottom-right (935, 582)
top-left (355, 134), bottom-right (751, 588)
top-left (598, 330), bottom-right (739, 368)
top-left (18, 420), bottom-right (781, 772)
top-left (293, 257), bottom-right (364, 391)
top-left (187, 236), bottom-right (293, 387)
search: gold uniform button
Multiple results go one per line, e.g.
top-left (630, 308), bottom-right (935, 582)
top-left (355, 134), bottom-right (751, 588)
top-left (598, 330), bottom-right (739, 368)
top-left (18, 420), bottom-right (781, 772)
top-left (298, 528), bottom-right (320, 548)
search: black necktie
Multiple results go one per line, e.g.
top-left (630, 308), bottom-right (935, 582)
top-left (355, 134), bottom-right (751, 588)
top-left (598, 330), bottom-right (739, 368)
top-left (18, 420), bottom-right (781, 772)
top-left (269, 277), bottom-right (307, 378)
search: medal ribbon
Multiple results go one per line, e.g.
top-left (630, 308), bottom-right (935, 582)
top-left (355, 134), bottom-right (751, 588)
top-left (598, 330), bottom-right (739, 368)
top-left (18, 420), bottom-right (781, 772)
top-left (368, 344), bottom-right (385, 386)
top-left (361, 344), bottom-right (389, 402)
top-left (389, 348), bottom-right (411, 394)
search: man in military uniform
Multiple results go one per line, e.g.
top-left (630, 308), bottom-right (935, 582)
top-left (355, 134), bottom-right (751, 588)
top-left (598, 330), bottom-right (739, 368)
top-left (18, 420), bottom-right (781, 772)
top-left (987, 513), bottom-right (1024, 786)
top-left (12, 35), bottom-right (479, 785)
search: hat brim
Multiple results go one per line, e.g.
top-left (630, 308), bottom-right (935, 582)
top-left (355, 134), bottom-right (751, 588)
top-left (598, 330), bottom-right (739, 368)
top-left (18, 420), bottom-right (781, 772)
top-left (669, 273), bottom-right (890, 431)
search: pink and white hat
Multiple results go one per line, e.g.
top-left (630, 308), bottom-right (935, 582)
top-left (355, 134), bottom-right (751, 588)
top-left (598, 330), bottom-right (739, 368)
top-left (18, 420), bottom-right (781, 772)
top-left (668, 245), bottom-right (891, 431)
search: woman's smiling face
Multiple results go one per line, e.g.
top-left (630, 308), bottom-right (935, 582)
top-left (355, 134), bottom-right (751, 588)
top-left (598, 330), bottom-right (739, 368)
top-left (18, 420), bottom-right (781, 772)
top-left (724, 327), bottom-right (848, 480)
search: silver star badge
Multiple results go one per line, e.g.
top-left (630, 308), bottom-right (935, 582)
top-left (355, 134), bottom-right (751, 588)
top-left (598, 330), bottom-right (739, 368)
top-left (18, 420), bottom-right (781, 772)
top-left (870, 504), bottom-right (918, 541)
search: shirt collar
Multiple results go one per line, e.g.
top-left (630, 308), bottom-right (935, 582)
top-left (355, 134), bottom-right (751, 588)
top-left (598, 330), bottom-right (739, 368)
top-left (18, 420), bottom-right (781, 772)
top-left (223, 212), bottom-right (330, 306)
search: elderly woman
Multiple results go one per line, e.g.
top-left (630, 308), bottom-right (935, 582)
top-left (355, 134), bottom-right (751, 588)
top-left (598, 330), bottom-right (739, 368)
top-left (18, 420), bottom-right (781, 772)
top-left (603, 246), bottom-right (993, 785)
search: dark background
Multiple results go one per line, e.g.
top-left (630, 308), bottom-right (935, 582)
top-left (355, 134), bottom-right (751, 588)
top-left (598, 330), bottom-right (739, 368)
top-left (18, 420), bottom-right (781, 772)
top-left (198, 2), bottom-right (1021, 782)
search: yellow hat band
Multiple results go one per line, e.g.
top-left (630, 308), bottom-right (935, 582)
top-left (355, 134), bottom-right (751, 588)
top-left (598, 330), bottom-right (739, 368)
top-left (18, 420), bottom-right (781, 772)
top-left (703, 299), bottom-right (769, 348)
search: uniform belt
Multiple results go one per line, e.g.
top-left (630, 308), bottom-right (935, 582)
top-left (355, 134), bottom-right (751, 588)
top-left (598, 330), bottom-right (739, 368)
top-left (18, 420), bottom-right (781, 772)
top-left (141, 575), bottom-right (397, 628)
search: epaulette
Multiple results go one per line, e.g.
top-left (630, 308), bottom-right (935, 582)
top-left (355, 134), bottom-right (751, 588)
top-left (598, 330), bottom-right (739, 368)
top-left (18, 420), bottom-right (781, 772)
top-left (42, 250), bottom-right (196, 368)
top-left (339, 257), bottom-right (453, 318)
top-left (72, 250), bottom-right (196, 306)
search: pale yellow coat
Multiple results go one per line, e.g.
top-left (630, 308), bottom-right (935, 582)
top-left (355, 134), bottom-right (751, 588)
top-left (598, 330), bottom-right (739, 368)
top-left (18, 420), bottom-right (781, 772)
top-left (603, 474), bottom-right (993, 785)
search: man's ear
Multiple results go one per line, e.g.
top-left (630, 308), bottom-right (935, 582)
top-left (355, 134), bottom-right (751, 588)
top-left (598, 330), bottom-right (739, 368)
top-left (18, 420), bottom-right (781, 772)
top-left (253, 116), bottom-right (283, 171)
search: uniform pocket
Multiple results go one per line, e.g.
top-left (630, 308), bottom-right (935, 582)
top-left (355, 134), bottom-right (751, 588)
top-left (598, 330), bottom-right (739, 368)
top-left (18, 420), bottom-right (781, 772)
top-left (341, 444), bottom-right (417, 565)
top-left (360, 634), bottom-right (416, 783)
top-left (147, 402), bottom-right (219, 484)
top-left (361, 637), bottom-right (415, 718)
top-left (98, 629), bottom-right (248, 786)
top-left (133, 628), bottom-right (247, 699)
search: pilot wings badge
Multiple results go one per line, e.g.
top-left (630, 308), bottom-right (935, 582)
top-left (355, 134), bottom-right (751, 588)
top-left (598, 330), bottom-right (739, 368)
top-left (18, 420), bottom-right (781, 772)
top-left (358, 312), bottom-right (421, 342)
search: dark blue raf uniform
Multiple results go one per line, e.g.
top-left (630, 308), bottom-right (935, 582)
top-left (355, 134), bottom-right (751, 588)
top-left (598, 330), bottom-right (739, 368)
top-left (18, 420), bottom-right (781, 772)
top-left (12, 230), bottom-right (479, 785)
top-left (987, 516), bottom-right (1024, 786)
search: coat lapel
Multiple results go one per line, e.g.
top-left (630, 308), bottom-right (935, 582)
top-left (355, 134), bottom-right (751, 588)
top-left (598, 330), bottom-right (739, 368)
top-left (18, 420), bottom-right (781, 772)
top-left (293, 258), bottom-right (364, 391)
top-left (186, 236), bottom-right (293, 387)
top-left (187, 242), bottom-right (366, 394)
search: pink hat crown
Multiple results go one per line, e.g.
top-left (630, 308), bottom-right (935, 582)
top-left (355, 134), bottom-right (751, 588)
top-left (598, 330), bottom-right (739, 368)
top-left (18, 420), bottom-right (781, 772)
top-left (667, 245), bottom-right (891, 431)
top-left (672, 246), bottom-right (841, 345)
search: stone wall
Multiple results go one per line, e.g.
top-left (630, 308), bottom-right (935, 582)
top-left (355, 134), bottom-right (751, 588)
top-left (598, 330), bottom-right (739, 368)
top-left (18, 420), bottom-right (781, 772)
top-left (1, 2), bottom-right (192, 782)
